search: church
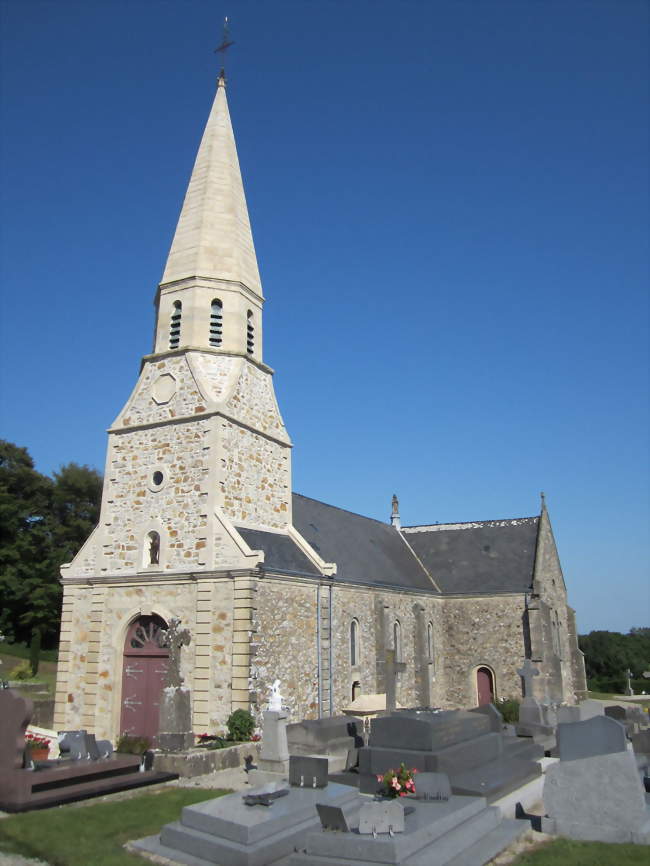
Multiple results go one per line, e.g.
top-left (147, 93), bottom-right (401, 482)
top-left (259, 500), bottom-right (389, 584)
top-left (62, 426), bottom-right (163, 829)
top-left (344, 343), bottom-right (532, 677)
top-left (53, 69), bottom-right (587, 743)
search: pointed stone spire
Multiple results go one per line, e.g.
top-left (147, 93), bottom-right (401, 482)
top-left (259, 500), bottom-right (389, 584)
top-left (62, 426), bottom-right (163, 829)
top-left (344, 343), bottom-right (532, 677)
top-left (160, 75), bottom-right (262, 296)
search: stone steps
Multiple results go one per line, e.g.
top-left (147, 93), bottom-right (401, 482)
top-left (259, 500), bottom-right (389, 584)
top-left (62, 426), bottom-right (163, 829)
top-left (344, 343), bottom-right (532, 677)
top-left (442, 818), bottom-right (528, 866)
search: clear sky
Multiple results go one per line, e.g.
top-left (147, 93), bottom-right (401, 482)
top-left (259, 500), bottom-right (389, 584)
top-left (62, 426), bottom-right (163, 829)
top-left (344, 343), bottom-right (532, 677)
top-left (1, 0), bottom-right (648, 635)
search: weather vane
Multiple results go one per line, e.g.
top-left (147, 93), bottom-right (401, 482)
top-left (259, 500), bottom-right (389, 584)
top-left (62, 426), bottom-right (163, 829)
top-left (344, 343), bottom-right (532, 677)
top-left (215, 16), bottom-right (235, 79)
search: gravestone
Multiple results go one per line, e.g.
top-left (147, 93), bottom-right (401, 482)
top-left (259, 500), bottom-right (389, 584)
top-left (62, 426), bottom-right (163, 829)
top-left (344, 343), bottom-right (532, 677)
top-left (542, 716), bottom-right (650, 844)
top-left (470, 703), bottom-right (504, 733)
top-left (515, 659), bottom-right (554, 740)
top-left (289, 755), bottom-right (328, 788)
top-left (556, 699), bottom-right (603, 725)
top-left (624, 668), bottom-right (634, 697)
top-left (0, 689), bottom-right (175, 812)
top-left (557, 715), bottom-right (626, 762)
top-left (358, 709), bottom-right (541, 801)
top-left (157, 618), bottom-right (193, 752)
top-left (415, 772), bottom-right (451, 801)
top-left (130, 779), bottom-right (360, 865)
top-left (358, 800), bottom-right (405, 835)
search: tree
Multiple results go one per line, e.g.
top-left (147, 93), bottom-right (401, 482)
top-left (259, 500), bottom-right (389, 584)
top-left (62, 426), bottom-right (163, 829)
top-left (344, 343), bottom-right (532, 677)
top-left (579, 628), bottom-right (650, 691)
top-left (0, 441), bottom-right (103, 661)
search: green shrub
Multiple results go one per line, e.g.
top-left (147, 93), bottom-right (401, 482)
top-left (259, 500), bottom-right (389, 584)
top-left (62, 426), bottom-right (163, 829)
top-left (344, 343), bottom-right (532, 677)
top-left (9, 660), bottom-right (33, 681)
top-left (115, 734), bottom-right (150, 754)
top-left (496, 698), bottom-right (520, 723)
top-left (226, 709), bottom-right (255, 741)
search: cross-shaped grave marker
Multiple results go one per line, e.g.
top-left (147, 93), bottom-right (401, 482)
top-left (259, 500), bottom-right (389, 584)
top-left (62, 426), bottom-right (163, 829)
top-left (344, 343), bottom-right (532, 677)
top-left (517, 658), bottom-right (540, 700)
top-left (158, 618), bottom-right (191, 688)
top-left (385, 648), bottom-right (406, 713)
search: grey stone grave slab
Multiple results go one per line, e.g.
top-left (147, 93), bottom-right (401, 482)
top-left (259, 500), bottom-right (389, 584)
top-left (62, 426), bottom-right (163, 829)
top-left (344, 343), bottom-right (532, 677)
top-left (289, 755), bottom-right (328, 788)
top-left (131, 781), bottom-right (359, 866)
top-left (286, 716), bottom-right (363, 757)
top-left (470, 703), bottom-right (503, 733)
top-left (290, 795), bottom-right (508, 865)
top-left (369, 709), bottom-right (489, 752)
top-left (415, 772), bottom-right (451, 802)
top-left (542, 750), bottom-right (650, 844)
top-left (557, 715), bottom-right (627, 762)
top-left (358, 800), bottom-right (405, 835)
top-left (556, 699), bottom-right (604, 725)
top-left (631, 730), bottom-right (650, 756)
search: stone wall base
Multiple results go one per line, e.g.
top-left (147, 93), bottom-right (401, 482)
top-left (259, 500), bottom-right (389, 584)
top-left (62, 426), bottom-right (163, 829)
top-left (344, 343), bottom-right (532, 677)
top-left (152, 742), bottom-right (260, 778)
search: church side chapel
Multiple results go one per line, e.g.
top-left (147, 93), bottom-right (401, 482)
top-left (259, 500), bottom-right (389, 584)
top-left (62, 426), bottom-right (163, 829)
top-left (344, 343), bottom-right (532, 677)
top-left (53, 63), bottom-right (587, 744)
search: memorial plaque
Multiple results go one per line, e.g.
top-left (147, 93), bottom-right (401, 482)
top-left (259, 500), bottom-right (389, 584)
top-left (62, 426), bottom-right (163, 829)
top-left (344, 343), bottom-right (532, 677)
top-left (289, 755), bottom-right (328, 788)
top-left (414, 772), bottom-right (451, 802)
top-left (358, 800), bottom-right (405, 836)
top-left (316, 803), bottom-right (351, 832)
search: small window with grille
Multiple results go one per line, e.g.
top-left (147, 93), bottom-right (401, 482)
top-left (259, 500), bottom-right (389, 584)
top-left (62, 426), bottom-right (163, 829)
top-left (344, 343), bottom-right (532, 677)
top-left (246, 310), bottom-right (254, 355)
top-left (210, 299), bottom-right (223, 346)
top-left (169, 301), bottom-right (182, 348)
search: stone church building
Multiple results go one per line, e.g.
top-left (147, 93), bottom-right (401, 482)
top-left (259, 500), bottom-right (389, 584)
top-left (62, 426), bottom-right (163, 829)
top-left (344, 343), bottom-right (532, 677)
top-left (53, 72), bottom-right (587, 743)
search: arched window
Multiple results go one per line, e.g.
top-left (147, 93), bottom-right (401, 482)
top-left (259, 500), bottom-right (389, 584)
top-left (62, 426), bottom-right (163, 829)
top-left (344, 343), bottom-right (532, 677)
top-left (146, 531), bottom-right (160, 566)
top-left (352, 680), bottom-right (361, 701)
top-left (393, 620), bottom-right (402, 662)
top-left (350, 619), bottom-right (359, 666)
top-left (209, 299), bottom-right (223, 346)
top-left (246, 310), bottom-right (254, 355)
top-left (427, 621), bottom-right (434, 665)
top-left (169, 301), bottom-right (182, 348)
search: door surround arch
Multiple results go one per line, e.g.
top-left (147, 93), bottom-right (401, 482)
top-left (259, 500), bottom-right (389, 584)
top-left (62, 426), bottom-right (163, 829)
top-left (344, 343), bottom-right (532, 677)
top-left (118, 614), bottom-right (170, 742)
top-left (474, 664), bottom-right (496, 706)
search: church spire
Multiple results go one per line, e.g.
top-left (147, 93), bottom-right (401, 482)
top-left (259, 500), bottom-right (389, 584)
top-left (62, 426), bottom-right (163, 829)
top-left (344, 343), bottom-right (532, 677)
top-left (160, 76), bottom-right (261, 294)
top-left (153, 66), bottom-right (264, 360)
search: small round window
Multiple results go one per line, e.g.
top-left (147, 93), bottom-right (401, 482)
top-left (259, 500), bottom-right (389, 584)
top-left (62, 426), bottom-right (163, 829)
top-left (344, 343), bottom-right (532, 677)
top-left (149, 468), bottom-right (166, 492)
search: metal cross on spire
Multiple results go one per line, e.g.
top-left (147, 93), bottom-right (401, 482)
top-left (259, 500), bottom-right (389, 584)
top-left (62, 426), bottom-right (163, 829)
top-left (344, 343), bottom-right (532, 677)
top-left (215, 16), bottom-right (235, 80)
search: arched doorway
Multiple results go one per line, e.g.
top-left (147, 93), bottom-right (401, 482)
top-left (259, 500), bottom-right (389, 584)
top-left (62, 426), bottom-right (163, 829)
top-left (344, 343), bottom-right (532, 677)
top-left (476, 666), bottom-right (495, 706)
top-left (119, 615), bottom-right (169, 743)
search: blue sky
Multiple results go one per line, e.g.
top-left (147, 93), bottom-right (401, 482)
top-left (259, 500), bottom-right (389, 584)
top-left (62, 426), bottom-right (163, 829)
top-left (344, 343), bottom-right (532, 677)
top-left (1, 0), bottom-right (648, 635)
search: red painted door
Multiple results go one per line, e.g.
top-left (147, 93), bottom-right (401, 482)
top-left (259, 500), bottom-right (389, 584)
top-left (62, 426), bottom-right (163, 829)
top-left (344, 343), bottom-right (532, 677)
top-left (477, 667), bottom-right (494, 706)
top-left (119, 616), bottom-right (169, 743)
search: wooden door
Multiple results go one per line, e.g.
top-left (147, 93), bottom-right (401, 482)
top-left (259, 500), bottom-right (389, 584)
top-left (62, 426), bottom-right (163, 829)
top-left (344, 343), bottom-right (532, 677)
top-left (477, 667), bottom-right (494, 706)
top-left (119, 616), bottom-right (169, 743)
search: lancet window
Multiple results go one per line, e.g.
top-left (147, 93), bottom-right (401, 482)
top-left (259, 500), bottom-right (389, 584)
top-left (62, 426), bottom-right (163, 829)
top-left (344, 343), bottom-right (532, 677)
top-left (350, 619), bottom-right (359, 666)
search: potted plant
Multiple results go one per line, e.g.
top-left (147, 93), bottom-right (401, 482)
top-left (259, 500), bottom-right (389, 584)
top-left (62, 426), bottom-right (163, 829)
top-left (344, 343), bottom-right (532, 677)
top-left (25, 732), bottom-right (50, 761)
top-left (376, 763), bottom-right (417, 798)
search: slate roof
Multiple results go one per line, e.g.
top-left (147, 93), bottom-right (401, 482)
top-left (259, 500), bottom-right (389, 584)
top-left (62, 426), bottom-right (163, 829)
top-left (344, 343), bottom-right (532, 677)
top-left (236, 495), bottom-right (540, 596)
top-left (235, 527), bottom-right (320, 576)
top-left (291, 494), bottom-right (436, 592)
top-left (402, 518), bottom-right (539, 594)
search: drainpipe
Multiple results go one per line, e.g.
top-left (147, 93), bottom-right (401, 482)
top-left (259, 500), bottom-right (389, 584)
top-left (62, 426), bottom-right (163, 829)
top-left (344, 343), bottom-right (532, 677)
top-left (316, 583), bottom-right (322, 719)
top-left (328, 584), bottom-right (334, 717)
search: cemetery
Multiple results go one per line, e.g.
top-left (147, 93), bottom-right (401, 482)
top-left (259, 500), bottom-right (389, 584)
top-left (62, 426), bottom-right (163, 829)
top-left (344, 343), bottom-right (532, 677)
top-left (2, 651), bottom-right (650, 866)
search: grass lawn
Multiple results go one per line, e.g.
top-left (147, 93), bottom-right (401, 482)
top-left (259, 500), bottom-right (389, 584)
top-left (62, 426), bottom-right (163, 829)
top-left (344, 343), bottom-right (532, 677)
top-left (510, 837), bottom-right (650, 864)
top-left (0, 787), bottom-right (229, 866)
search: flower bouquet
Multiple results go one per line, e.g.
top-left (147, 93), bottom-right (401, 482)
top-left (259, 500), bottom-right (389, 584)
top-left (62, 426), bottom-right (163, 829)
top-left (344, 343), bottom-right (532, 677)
top-left (376, 763), bottom-right (417, 798)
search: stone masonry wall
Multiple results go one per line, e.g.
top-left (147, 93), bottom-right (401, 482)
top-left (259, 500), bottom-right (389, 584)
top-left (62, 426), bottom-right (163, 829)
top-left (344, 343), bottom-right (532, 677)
top-left (100, 419), bottom-right (211, 574)
top-left (440, 595), bottom-right (527, 707)
top-left (220, 420), bottom-right (290, 529)
top-left (250, 580), bottom-right (319, 724)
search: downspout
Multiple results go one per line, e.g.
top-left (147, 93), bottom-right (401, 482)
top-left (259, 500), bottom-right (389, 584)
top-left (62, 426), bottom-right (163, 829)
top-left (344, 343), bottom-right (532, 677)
top-left (328, 583), bottom-right (334, 717)
top-left (316, 583), bottom-right (322, 719)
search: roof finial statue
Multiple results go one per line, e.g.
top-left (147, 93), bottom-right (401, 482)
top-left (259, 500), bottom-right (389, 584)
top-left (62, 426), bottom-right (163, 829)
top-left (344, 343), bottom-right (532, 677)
top-left (215, 16), bottom-right (235, 84)
top-left (391, 493), bottom-right (401, 530)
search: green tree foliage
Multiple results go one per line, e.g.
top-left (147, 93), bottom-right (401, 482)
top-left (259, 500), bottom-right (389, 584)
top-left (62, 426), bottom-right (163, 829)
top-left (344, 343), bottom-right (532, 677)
top-left (579, 628), bottom-right (650, 692)
top-left (0, 440), bottom-right (103, 651)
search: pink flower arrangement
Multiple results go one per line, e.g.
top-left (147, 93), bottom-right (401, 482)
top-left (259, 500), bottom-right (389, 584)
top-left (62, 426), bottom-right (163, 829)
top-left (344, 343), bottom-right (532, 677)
top-left (376, 763), bottom-right (417, 799)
